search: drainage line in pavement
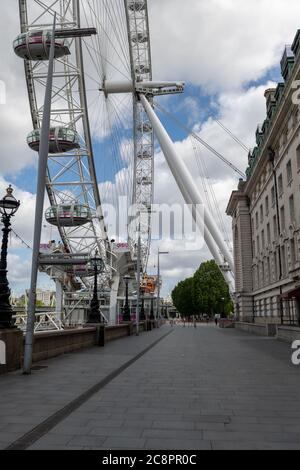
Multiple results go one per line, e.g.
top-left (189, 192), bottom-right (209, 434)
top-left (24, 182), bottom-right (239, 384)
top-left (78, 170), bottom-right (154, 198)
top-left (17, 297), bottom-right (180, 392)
top-left (6, 329), bottom-right (173, 451)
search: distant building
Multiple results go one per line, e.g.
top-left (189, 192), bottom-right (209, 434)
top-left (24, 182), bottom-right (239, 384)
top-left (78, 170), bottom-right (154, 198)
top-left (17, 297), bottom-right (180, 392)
top-left (227, 30), bottom-right (300, 325)
top-left (25, 289), bottom-right (55, 307)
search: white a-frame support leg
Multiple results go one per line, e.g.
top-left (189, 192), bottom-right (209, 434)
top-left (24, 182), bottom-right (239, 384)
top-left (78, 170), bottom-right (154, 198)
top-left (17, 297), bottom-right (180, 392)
top-left (140, 94), bottom-right (235, 290)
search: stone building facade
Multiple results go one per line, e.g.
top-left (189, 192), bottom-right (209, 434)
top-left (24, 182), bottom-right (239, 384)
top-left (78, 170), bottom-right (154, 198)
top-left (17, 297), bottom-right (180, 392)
top-left (226, 30), bottom-right (300, 325)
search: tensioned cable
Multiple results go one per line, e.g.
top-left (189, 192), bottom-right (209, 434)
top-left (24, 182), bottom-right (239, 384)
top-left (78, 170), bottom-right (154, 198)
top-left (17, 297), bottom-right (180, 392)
top-left (215, 119), bottom-right (250, 153)
top-left (154, 102), bottom-right (246, 179)
top-left (191, 138), bottom-right (232, 248)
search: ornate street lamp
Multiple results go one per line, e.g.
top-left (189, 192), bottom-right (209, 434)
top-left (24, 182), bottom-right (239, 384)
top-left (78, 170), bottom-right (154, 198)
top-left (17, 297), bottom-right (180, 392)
top-left (140, 289), bottom-right (145, 321)
top-left (86, 251), bottom-right (105, 324)
top-left (221, 297), bottom-right (226, 319)
top-left (123, 274), bottom-right (131, 322)
top-left (150, 292), bottom-right (155, 321)
top-left (0, 186), bottom-right (20, 329)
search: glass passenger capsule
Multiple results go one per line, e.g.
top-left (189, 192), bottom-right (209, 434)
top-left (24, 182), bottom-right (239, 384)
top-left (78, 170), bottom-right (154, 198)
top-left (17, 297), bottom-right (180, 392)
top-left (13, 30), bottom-right (70, 61)
top-left (137, 123), bottom-right (152, 133)
top-left (27, 127), bottom-right (80, 154)
top-left (45, 204), bottom-right (92, 227)
top-left (135, 64), bottom-right (150, 74)
top-left (128, 1), bottom-right (146, 11)
top-left (131, 32), bottom-right (148, 43)
top-left (137, 150), bottom-right (152, 159)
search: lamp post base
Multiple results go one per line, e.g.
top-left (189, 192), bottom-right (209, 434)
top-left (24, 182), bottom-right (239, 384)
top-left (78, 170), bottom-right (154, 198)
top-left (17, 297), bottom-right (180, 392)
top-left (0, 269), bottom-right (15, 329)
top-left (84, 323), bottom-right (105, 347)
top-left (0, 328), bottom-right (23, 374)
top-left (86, 297), bottom-right (102, 324)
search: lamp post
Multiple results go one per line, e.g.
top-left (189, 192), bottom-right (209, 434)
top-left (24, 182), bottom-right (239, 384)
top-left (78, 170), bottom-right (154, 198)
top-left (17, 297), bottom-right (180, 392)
top-left (221, 297), bottom-right (226, 319)
top-left (140, 290), bottom-right (145, 321)
top-left (123, 274), bottom-right (131, 322)
top-left (0, 186), bottom-right (20, 329)
top-left (157, 250), bottom-right (169, 325)
top-left (86, 251), bottom-right (105, 324)
top-left (150, 292), bottom-right (155, 322)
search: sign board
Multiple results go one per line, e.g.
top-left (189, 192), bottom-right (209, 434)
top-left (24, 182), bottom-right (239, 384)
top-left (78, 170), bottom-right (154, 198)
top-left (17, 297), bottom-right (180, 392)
top-left (141, 275), bottom-right (157, 294)
top-left (113, 242), bottom-right (130, 254)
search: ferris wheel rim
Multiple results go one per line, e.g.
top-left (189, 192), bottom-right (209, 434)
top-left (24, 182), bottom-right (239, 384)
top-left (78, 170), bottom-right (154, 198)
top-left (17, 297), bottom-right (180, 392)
top-left (124, 0), bottom-right (154, 270)
top-left (17, 0), bottom-right (154, 279)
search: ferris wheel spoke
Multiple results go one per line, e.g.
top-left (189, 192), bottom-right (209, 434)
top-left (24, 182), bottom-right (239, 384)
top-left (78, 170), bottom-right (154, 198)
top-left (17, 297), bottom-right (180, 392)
top-left (101, 0), bottom-right (131, 74)
top-left (85, 0), bottom-right (130, 79)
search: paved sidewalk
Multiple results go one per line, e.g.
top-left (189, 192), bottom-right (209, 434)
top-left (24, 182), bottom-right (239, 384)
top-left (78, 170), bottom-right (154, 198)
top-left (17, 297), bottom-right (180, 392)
top-left (2, 324), bottom-right (300, 450)
top-left (0, 326), bottom-right (170, 450)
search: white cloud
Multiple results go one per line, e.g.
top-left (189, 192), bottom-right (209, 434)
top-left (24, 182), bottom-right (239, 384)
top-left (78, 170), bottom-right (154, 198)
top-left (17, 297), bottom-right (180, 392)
top-left (149, 0), bottom-right (300, 92)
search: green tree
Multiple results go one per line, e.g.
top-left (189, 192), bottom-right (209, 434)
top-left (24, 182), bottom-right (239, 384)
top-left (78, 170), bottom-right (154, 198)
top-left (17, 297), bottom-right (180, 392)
top-left (171, 277), bottom-right (196, 318)
top-left (193, 260), bottom-right (232, 317)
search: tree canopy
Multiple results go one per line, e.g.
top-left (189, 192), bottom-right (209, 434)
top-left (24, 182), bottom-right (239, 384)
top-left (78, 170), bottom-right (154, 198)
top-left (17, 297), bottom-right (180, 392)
top-left (171, 260), bottom-right (233, 318)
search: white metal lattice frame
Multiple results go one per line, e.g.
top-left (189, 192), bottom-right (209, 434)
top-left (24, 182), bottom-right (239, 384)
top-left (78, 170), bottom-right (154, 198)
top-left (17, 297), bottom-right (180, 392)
top-left (124, 0), bottom-right (154, 271)
top-left (18, 0), bottom-right (111, 288)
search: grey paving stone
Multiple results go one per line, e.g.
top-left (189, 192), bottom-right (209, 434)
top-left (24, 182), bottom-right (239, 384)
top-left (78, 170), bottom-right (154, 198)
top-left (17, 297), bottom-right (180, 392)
top-left (145, 438), bottom-right (211, 450)
top-left (50, 425), bottom-right (93, 436)
top-left (67, 436), bottom-right (106, 448)
top-left (0, 432), bottom-right (25, 444)
top-left (101, 437), bottom-right (146, 449)
top-left (90, 427), bottom-right (142, 438)
top-left (151, 421), bottom-right (195, 431)
top-left (225, 423), bottom-right (283, 433)
top-left (211, 440), bottom-right (300, 451)
top-left (85, 419), bottom-right (124, 428)
top-left (142, 429), bottom-right (203, 440)
top-left (195, 423), bottom-right (226, 431)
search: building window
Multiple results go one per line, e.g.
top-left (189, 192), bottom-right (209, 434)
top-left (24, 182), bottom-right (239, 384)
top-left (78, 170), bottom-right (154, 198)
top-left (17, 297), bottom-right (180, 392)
top-left (282, 130), bottom-right (287, 147)
top-left (278, 174), bottom-right (283, 196)
top-left (257, 265), bottom-right (260, 289)
top-left (267, 223), bottom-right (271, 245)
top-left (257, 235), bottom-right (260, 254)
top-left (290, 238), bottom-right (297, 267)
top-left (256, 212), bottom-right (259, 229)
top-left (289, 195), bottom-right (295, 223)
top-left (260, 205), bottom-right (263, 224)
top-left (286, 160), bottom-right (293, 184)
top-left (271, 186), bottom-right (275, 207)
top-left (267, 257), bottom-right (271, 284)
top-left (281, 245), bottom-right (287, 277)
top-left (274, 252), bottom-right (278, 281)
top-left (265, 196), bottom-right (269, 215)
top-left (297, 145), bottom-right (300, 171)
top-left (273, 215), bottom-right (278, 239)
top-left (280, 206), bottom-right (285, 232)
top-left (261, 230), bottom-right (265, 251)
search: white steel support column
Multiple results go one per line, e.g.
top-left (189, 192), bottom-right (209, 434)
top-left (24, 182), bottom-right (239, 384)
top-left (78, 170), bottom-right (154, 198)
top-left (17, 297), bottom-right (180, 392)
top-left (55, 279), bottom-right (63, 322)
top-left (23, 16), bottom-right (57, 374)
top-left (109, 273), bottom-right (120, 325)
top-left (140, 94), bottom-right (235, 289)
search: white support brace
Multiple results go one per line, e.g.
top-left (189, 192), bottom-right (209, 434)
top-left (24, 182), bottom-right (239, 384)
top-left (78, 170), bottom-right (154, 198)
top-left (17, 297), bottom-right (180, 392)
top-left (55, 279), bottom-right (63, 323)
top-left (140, 94), bottom-right (235, 290)
top-left (109, 273), bottom-right (120, 325)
